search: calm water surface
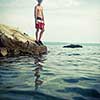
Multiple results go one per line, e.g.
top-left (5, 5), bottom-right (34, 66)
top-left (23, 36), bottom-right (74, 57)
top-left (0, 43), bottom-right (100, 100)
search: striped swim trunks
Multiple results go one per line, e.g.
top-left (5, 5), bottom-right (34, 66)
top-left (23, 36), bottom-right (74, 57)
top-left (35, 17), bottom-right (45, 30)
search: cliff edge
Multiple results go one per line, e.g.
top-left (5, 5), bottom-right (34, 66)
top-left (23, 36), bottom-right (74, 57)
top-left (0, 24), bottom-right (47, 57)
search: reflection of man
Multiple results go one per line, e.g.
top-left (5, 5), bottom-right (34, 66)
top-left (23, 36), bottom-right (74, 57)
top-left (34, 0), bottom-right (45, 45)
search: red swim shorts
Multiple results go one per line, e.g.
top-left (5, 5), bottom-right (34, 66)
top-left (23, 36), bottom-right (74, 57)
top-left (36, 22), bottom-right (45, 30)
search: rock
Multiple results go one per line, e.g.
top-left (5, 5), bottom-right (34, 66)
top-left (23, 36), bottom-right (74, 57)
top-left (63, 44), bottom-right (83, 48)
top-left (0, 24), bottom-right (47, 57)
top-left (35, 79), bottom-right (43, 85)
top-left (0, 47), bottom-right (8, 56)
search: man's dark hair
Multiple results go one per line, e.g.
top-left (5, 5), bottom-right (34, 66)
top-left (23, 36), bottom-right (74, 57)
top-left (37, 0), bottom-right (43, 4)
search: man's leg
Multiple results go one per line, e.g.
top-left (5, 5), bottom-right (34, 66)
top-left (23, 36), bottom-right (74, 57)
top-left (35, 28), bottom-right (41, 45)
top-left (35, 28), bottom-right (39, 41)
top-left (39, 29), bottom-right (44, 42)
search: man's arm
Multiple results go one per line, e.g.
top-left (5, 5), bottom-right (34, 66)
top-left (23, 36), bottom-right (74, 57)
top-left (34, 6), bottom-right (37, 23)
top-left (42, 8), bottom-right (44, 22)
top-left (34, 6), bottom-right (37, 18)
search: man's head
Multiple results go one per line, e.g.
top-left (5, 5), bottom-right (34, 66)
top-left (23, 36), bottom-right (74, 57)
top-left (37, 0), bottom-right (43, 4)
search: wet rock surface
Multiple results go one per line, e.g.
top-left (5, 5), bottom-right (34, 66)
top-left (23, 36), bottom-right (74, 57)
top-left (63, 44), bottom-right (83, 48)
top-left (0, 24), bottom-right (47, 57)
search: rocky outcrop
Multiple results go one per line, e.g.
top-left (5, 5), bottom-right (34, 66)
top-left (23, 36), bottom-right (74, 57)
top-left (63, 44), bottom-right (83, 48)
top-left (0, 24), bottom-right (47, 57)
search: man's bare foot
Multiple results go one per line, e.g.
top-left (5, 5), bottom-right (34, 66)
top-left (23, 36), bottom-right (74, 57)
top-left (35, 40), bottom-right (40, 46)
top-left (39, 41), bottom-right (43, 45)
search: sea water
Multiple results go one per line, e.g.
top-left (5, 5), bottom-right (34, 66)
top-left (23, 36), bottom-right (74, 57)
top-left (0, 43), bottom-right (100, 100)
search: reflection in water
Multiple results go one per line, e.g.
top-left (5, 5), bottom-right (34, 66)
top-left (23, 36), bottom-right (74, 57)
top-left (0, 44), bottom-right (100, 100)
top-left (33, 55), bottom-right (45, 90)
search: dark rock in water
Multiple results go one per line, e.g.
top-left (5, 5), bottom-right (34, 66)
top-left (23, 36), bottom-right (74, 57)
top-left (63, 44), bottom-right (83, 48)
top-left (0, 24), bottom-right (47, 57)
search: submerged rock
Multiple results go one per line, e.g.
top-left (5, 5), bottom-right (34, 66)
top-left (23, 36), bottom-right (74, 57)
top-left (63, 44), bottom-right (83, 48)
top-left (0, 24), bottom-right (47, 57)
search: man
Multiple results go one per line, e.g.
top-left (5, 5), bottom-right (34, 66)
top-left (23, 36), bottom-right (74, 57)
top-left (34, 0), bottom-right (45, 45)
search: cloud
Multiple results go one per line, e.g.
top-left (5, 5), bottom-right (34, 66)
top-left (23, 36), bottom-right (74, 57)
top-left (59, 0), bottom-right (80, 7)
top-left (0, 0), bottom-right (81, 10)
top-left (0, 0), bottom-right (34, 8)
top-left (43, 0), bottom-right (80, 9)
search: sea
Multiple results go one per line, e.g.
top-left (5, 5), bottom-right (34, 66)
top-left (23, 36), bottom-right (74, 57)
top-left (0, 42), bottom-right (100, 100)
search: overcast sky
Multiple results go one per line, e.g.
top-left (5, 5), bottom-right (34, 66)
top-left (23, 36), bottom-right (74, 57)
top-left (0, 0), bottom-right (100, 43)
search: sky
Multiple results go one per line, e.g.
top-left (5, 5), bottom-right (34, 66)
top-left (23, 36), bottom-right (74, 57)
top-left (0, 0), bottom-right (100, 43)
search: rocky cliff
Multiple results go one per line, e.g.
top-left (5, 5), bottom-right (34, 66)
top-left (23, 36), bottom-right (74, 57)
top-left (0, 24), bottom-right (47, 57)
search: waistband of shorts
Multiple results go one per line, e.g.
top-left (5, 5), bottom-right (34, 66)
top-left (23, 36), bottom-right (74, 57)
top-left (37, 17), bottom-right (43, 20)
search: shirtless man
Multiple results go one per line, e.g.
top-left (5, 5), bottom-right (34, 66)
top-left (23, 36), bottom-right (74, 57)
top-left (34, 0), bottom-right (45, 45)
